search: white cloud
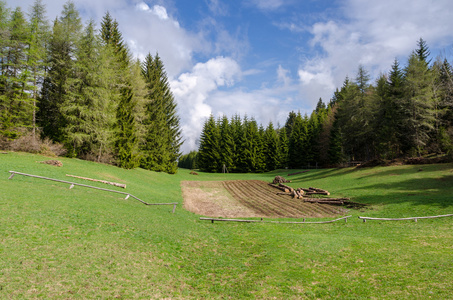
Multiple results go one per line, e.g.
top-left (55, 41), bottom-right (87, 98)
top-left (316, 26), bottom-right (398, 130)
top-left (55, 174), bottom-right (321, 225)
top-left (277, 65), bottom-right (291, 87)
top-left (248, 0), bottom-right (285, 10)
top-left (171, 57), bottom-right (242, 152)
top-left (302, 0), bottom-right (453, 95)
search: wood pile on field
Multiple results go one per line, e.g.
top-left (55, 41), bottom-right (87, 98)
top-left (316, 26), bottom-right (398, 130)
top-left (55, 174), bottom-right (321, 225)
top-left (269, 176), bottom-right (364, 207)
top-left (272, 175), bottom-right (291, 184)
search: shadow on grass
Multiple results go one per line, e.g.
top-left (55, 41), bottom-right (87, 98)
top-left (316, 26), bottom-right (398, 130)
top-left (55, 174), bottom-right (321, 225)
top-left (349, 174), bottom-right (453, 208)
top-left (354, 163), bottom-right (453, 180)
top-left (286, 168), bottom-right (357, 183)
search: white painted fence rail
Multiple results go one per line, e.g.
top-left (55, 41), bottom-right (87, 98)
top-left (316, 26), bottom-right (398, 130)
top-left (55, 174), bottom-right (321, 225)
top-left (200, 215), bottom-right (352, 224)
top-left (8, 171), bottom-right (178, 213)
top-left (358, 214), bottom-right (453, 222)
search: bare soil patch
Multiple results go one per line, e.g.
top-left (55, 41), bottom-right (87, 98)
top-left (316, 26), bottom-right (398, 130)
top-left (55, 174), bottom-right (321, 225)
top-left (181, 180), bottom-right (346, 218)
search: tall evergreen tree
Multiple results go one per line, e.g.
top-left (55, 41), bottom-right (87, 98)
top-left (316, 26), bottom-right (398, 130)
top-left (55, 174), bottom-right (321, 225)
top-left (415, 38), bottom-right (431, 66)
top-left (402, 53), bottom-right (435, 156)
top-left (62, 20), bottom-right (117, 160)
top-left (140, 52), bottom-right (181, 173)
top-left (197, 114), bottom-right (220, 172)
top-left (27, 0), bottom-right (49, 137)
top-left (219, 115), bottom-right (235, 172)
top-left (114, 87), bottom-right (139, 168)
top-left (38, 1), bottom-right (82, 142)
top-left (263, 122), bottom-right (279, 171)
top-left (277, 127), bottom-right (289, 168)
top-left (288, 112), bottom-right (307, 168)
top-left (0, 7), bottom-right (30, 139)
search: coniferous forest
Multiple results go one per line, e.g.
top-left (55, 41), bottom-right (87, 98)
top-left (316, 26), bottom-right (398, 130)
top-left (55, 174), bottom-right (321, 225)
top-left (192, 39), bottom-right (453, 172)
top-left (0, 1), bottom-right (182, 173)
top-left (1, 1), bottom-right (452, 174)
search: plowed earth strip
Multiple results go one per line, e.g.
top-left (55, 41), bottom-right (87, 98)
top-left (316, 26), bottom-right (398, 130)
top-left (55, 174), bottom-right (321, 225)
top-left (181, 180), bottom-right (346, 218)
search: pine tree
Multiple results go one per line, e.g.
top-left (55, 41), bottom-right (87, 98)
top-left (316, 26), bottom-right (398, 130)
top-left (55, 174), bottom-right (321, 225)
top-left (140, 53), bottom-right (181, 173)
top-left (27, 0), bottom-right (49, 138)
top-left (219, 115), bottom-right (235, 172)
top-left (277, 127), bottom-right (289, 168)
top-left (288, 112), bottom-right (307, 168)
top-left (1, 7), bottom-right (30, 139)
top-left (62, 20), bottom-right (117, 160)
top-left (0, 2), bottom-right (10, 136)
top-left (230, 114), bottom-right (244, 172)
top-left (241, 118), bottom-right (264, 172)
top-left (374, 59), bottom-right (405, 158)
top-left (415, 38), bottom-right (431, 66)
top-left (284, 111), bottom-right (297, 139)
top-left (38, 1), bottom-right (82, 142)
top-left (402, 53), bottom-right (435, 156)
top-left (114, 87), bottom-right (139, 168)
top-left (263, 122), bottom-right (279, 171)
top-left (197, 114), bottom-right (220, 172)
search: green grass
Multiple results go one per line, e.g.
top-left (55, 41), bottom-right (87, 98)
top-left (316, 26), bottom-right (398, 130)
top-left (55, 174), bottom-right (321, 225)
top-left (1, 152), bottom-right (452, 299)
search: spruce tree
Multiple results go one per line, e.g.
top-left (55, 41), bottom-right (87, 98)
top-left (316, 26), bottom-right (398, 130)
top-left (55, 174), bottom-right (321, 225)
top-left (277, 127), bottom-right (289, 169)
top-left (114, 87), bottom-right (140, 168)
top-left (288, 112), bottom-right (307, 168)
top-left (402, 53), bottom-right (435, 156)
top-left (1, 7), bottom-right (30, 139)
top-left (27, 0), bottom-right (49, 138)
top-left (62, 20), bottom-right (117, 160)
top-left (415, 38), bottom-right (431, 66)
top-left (140, 52), bottom-right (181, 173)
top-left (263, 122), bottom-right (279, 171)
top-left (38, 1), bottom-right (82, 142)
top-left (198, 114), bottom-right (220, 172)
top-left (219, 115), bottom-right (235, 172)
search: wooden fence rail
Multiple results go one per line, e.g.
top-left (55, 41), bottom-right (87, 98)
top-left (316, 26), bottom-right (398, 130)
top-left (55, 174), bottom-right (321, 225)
top-left (358, 214), bottom-right (453, 222)
top-left (8, 171), bottom-right (178, 213)
top-left (200, 215), bottom-right (352, 224)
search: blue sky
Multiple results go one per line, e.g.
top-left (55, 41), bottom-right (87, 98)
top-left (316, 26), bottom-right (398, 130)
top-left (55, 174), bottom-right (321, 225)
top-left (8, 0), bottom-right (453, 153)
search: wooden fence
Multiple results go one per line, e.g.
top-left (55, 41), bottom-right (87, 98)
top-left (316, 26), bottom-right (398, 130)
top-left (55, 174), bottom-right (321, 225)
top-left (8, 171), bottom-right (178, 213)
top-left (358, 214), bottom-right (453, 222)
top-left (200, 215), bottom-right (352, 224)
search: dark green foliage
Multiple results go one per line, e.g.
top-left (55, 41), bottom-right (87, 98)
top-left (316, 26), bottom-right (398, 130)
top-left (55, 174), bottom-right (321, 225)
top-left (263, 122), bottom-right (279, 171)
top-left (197, 114), bottom-right (221, 172)
top-left (415, 38), bottom-right (431, 66)
top-left (401, 53), bottom-right (435, 156)
top-left (277, 127), bottom-right (289, 168)
top-left (114, 87), bottom-right (139, 169)
top-left (140, 53), bottom-right (182, 174)
top-left (0, 6), bottom-right (31, 139)
top-left (178, 150), bottom-right (198, 169)
top-left (219, 116), bottom-right (235, 172)
top-left (288, 112), bottom-right (308, 168)
top-left (38, 2), bottom-right (82, 142)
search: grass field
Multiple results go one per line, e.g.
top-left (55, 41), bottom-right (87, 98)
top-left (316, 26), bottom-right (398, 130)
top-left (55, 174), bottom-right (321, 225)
top-left (1, 152), bottom-right (452, 299)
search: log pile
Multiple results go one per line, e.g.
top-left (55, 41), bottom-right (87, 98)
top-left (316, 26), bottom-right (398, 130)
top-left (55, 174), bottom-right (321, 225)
top-left (272, 176), bottom-right (291, 184)
top-left (40, 160), bottom-right (63, 167)
top-left (268, 183), bottom-right (292, 193)
top-left (268, 181), bottom-right (362, 206)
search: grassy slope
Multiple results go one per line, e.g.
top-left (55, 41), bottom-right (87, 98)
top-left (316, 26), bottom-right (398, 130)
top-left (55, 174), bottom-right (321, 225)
top-left (0, 152), bottom-right (452, 299)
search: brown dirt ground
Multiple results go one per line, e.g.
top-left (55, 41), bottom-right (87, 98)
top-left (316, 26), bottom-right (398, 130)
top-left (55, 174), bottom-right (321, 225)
top-left (181, 180), bottom-right (346, 218)
top-left (181, 181), bottom-right (261, 218)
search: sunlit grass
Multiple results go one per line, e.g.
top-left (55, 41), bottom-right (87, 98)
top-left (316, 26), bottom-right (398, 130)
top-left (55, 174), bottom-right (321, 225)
top-left (0, 152), bottom-right (452, 298)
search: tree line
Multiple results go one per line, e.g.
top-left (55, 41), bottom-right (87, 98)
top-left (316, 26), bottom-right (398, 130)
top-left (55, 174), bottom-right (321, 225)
top-left (185, 38), bottom-right (453, 172)
top-left (0, 0), bottom-right (182, 173)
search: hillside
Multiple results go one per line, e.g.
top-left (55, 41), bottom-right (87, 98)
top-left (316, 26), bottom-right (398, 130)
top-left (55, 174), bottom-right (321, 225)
top-left (1, 152), bottom-right (452, 298)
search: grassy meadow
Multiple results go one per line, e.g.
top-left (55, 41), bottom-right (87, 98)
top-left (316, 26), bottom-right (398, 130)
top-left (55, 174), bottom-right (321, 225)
top-left (1, 152), bottom-right (452, 299)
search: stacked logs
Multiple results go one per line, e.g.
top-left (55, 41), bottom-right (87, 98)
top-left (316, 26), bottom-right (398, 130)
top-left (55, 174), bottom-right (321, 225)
top-left (269, 176), bottom-right (352, 206)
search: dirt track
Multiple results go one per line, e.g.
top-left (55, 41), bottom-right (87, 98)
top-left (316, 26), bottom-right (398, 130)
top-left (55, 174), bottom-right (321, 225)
top-left (181, 180), bottom-right (346, 218)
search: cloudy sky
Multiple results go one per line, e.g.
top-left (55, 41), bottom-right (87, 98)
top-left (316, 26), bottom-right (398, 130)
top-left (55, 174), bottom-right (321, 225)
top-left (8, 0), bottom-right (453, 153)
